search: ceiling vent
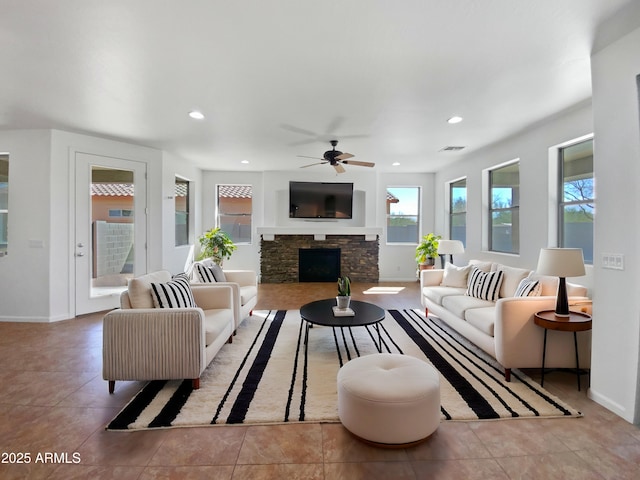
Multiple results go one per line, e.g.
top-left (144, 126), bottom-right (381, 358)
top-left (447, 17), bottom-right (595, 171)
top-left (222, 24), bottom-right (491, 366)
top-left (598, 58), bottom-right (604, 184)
top-left (440, 146), bottom-right (466, 152)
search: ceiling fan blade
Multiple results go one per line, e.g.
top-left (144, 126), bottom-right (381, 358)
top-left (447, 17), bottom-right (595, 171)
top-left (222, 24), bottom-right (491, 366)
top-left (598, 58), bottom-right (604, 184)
top-left (333, 163), bottom-right (346, 174)
top-left (335, 152), bottom-right (354, 160)
top-left (280, 123), bottom-right (317, 136)
top-left (296, 155), bottom-right (324, 160)
top-left (300, 162), bottom-right (327, 168)
top-left (341, 160), bottom-right (375, 168)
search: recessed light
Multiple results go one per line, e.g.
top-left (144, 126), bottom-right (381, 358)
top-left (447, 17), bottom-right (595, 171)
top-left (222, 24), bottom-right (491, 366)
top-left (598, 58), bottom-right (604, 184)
top-left (241, 160), bottom-right (249, 164)
top-left (392, 162), bottom-right (400, 166)
top-left (189, 110), bottom-right (205, 120)
top-left (447, 116), bottom-right (463, 124)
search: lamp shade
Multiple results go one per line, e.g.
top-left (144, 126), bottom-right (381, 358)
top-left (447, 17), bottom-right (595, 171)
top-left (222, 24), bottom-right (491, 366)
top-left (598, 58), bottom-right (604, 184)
top-left (437, 240), bottom-right (465, 255)
top-left (536, 248), bottom-right (585, 278)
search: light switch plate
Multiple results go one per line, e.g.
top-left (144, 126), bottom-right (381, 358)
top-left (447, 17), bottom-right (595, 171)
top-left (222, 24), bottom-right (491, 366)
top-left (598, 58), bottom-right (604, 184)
top-left (602, 253), bottom-right (624, 270)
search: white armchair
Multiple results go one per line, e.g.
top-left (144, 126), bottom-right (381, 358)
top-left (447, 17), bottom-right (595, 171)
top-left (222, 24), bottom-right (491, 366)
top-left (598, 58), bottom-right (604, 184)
top-left (190, 260), bottom-right (258, 330)
top-left (102, 271), bottom-right (235, 393)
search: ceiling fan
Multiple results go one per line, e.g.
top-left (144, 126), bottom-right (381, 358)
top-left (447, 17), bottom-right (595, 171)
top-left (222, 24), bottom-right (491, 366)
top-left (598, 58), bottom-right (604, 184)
top-left (297, 140), bottom-right (375, 174)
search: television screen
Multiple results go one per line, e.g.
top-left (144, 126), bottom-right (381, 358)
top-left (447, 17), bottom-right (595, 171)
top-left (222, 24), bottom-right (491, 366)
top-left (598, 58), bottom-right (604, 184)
top-left (289, 181), bottom-right (353, 219)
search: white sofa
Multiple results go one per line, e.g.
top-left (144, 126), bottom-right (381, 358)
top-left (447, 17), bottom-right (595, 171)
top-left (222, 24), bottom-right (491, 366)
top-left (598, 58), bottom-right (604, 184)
top-left (103, 271), bottom-right (235, 393)
top-left (420, 261), bottom-right (592, 381)
top-left (189, 259), bottom-right (258, 330)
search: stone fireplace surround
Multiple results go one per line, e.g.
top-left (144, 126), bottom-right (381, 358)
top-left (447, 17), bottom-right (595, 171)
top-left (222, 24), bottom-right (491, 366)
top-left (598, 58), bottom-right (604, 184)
top-left (258, 228), bottom-right (381, 283)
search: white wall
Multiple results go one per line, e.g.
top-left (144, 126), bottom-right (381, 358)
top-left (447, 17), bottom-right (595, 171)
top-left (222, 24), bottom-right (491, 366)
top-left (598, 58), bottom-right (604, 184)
top-left (201, 169), bottom-right (435, 280)
top-left (0, 130), bottom-right (53, 321)
top-left (162, 151), bottom-right (203, 274)
top-left (432, 102), bottom-right (595, 292)
top-left (590, 25), bottom-right (640, 424)
top-left (378, 172), bottom-right (435, 281)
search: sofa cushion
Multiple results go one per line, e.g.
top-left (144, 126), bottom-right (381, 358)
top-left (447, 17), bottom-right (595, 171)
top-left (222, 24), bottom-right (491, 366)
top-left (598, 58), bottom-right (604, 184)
top-left (527, 273), bottom-right (558, 296)
top-left (442, 295), bottom-right (495, 319)
top-left (128, 270), bottom-right (172, 308)
top-left (203, 309), bottom-right (232, 346)
top-left (466, 268), bottom-right (504, 301)
top-left (496, 265), bottom-right (531, 298)
top-left (240, 285), bottom-right (258, 306)
top-left (468, 260), bottom-right (494, 272)
top-left (440, 263), bottom-right (472, 287)
top-left (464, 307), bottom-right (496, 337)
top-left (423, 286), bottom-right (466, 305)
top-left (151, 274), bottom-right (197, 308)
top-left (514, 278), bottom-right (541, 297)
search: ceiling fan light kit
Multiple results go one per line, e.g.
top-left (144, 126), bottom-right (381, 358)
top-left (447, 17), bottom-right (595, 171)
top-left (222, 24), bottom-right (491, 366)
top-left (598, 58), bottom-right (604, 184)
top-left (297, 140), bottom-right (375, 174)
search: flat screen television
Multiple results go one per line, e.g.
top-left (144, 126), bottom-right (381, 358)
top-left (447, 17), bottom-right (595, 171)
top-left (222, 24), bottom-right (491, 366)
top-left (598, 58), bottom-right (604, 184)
top-left (289, 181), bottom-right (353, 219)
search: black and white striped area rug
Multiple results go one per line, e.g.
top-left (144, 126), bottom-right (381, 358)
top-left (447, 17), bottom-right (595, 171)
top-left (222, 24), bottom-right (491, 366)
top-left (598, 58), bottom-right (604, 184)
top-left (107, 309), bottom-right (581, 430)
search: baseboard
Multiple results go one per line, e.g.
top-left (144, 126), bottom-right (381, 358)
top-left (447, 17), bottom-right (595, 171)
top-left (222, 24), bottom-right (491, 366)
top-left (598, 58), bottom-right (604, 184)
top-left (0, 314), bottom-right (71, 323)
top-left (588, 387), bottom-right (634, 423)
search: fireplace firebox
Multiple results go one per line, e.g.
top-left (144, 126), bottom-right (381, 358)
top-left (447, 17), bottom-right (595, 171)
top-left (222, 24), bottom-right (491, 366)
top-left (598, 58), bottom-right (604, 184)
top-left (299, 248), bottom-right (340, 282)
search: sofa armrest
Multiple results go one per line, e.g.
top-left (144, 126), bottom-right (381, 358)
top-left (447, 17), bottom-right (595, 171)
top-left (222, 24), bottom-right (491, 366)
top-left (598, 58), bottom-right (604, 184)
top-left (102, 308), bottom-right (207, 381)
top-left (494, 296), bottom-right (591, 368)
top-left (191, 284), bottom-right (234, 311)
top-left (420, 269), bottom-right (444, 289)
top-left (223, 270), bottom-right (258, 287)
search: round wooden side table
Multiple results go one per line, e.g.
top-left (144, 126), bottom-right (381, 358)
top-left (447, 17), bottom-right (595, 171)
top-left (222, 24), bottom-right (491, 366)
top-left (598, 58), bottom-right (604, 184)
top-left (534, 310), bottom-right (592, 391)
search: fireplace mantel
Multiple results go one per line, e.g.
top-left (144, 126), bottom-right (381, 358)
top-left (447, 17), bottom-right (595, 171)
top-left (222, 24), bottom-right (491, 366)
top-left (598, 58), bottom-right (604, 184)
top-left (258, 226), bottom-right (382, 241)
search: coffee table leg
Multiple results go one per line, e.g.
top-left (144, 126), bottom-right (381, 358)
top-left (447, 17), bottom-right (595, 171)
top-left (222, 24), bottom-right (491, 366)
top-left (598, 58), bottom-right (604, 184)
top-left (375, 323), bottom-right (382, 352)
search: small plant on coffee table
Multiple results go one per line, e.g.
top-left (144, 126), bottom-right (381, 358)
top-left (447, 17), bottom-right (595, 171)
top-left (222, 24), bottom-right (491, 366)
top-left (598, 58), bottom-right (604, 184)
top-left (336, 276), bottom-right (352, 309)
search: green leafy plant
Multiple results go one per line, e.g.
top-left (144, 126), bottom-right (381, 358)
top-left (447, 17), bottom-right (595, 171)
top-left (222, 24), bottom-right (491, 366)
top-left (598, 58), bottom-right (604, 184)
top-left (415, 233), bottom-right (442, 264)
top-left (337, 276), bottom-right (351, 296)
top-left (197, 227), bottom-right (237, 264)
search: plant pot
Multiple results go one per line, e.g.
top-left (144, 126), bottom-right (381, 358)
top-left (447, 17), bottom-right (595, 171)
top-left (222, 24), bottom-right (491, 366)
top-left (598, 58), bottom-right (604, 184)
top-left (336, 295), bottom-right (351, 309)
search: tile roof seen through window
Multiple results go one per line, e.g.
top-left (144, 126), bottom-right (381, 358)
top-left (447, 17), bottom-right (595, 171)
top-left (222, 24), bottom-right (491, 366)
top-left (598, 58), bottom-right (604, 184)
top-left (218, 185), bottom-right (252, 198)
top-left (91, 183), bottom-right (252, 198)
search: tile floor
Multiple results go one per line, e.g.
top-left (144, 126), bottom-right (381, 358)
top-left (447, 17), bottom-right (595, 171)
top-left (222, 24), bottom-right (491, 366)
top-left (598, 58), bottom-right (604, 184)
top-left (1, 281), bottom-right (639, 479)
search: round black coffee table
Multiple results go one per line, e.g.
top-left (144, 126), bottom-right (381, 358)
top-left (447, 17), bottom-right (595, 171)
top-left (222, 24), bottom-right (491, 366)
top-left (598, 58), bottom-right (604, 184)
top-left (300, 299), bottom-right (386, 358)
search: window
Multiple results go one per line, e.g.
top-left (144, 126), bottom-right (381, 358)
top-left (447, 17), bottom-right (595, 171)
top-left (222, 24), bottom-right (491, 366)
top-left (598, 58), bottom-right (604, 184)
top-left (217, 185), bottom-right (252, 244)
top-left (489, 162), bottom-right (520, 253)
top-left (175, 177), bottom-right (190, 246)
top-left (449, 178), bottom-right (466, 246)
top-left (0, 154), bottom-right (8, 256)
top-left (559, 138), bottom-right (594, 264)
top-left (386, 187), bottom-right (420, 243)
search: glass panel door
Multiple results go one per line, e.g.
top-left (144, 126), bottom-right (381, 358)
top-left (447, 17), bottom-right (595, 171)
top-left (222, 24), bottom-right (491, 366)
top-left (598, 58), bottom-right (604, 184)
top-left (75, 153), bottom-right (146, 315)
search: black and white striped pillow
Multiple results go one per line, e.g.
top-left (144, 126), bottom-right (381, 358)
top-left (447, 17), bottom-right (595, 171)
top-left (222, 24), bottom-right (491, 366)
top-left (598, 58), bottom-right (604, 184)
top-left (151, 273), bottom-right (196, 308)
top-left (194, 263), bottom-right (217, 283)
top-left (194, 263), bottom-right (226, 283)
top-left (514, 278), bottom-right (541, 297)
top-left (466, 267), bottom-right (504, 301)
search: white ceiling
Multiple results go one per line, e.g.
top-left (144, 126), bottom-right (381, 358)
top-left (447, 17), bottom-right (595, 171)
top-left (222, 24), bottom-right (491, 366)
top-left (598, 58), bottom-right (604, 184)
top-left (0, 0), bottom-right (634, 173)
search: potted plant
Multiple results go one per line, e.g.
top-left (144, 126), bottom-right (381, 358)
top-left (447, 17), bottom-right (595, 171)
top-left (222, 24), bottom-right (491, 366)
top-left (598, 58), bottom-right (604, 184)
top-left (336, 275), bottom-right (351, 309)
top-left (416, 233), bottom-right (442, 270)
top-left (197, 227), bottom-right (237, 265)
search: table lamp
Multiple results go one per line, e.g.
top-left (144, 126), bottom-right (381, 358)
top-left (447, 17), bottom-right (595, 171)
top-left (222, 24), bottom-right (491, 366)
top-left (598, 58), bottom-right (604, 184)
top-left (437, 240), bottom-right (465, 268)
top-left (536, 248), bottom-right (586, 317)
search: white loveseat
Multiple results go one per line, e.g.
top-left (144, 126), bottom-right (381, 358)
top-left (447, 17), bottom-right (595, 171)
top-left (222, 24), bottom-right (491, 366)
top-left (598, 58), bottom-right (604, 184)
top-left (420, 261), bottom-right (592, 381)
top-left (103, 271), bottom-right (235, 393)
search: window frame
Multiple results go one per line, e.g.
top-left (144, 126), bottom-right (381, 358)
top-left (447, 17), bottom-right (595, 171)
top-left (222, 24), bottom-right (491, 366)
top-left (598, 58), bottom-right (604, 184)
top-left (448, 177), bottom-right (467, 247)
top-left (175, 176), bottom-right (190, 247)
top-left (386, 186), bottom-right (421, 245)
top-left (557, 137), bottom-right (594, 264)
top-left (216, 184), bottom-right (253, 245)
top-left (488, 161), bottom-right (520, 254)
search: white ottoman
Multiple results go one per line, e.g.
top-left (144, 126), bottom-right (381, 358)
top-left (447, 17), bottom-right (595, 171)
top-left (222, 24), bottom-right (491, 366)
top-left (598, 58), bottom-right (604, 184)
top-left (337, 353), bottom-right (440, 447)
